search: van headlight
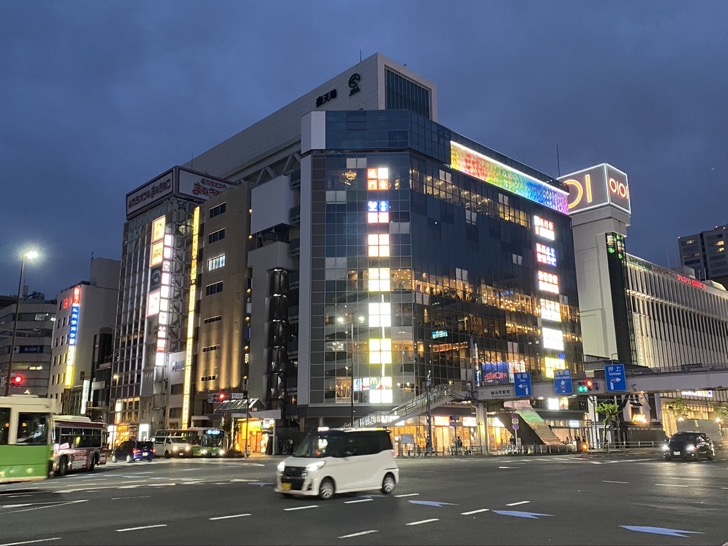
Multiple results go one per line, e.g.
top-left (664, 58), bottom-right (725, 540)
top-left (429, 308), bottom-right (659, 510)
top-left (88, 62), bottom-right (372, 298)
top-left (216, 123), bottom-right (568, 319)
top-left (661, 443), bottom-right (669, 451)
top-left (686, 444), bottom-right (695, 452)
top-left (277, 461), bottom-right (286, 472)
top-left (306, 461), bottom-right (326, 472)
top-left (185, 446), bottom-right (191, 451)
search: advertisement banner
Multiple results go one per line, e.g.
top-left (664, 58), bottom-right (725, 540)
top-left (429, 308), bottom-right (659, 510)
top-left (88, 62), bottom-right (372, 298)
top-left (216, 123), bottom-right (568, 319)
top-left (481, 362), bottom-right (510, 384)
top-left (126, 172), bottom-right (174, 218)
top-left (177, 169), bottom-right (235, 201)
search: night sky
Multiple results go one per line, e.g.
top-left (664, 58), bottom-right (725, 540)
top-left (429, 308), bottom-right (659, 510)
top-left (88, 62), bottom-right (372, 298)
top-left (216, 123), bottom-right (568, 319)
top-left (2, 1), bottom-right (727, 297)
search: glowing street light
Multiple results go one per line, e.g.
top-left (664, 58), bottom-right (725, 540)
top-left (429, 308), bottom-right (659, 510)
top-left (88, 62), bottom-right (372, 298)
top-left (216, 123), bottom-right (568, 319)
top-left (4, 249), bottom-right (41, 396)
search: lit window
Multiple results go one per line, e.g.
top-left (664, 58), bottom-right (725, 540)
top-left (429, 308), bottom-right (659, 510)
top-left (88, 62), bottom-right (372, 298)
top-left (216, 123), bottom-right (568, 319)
top-left (544, 357), bottom-right (566, 378)
top-left (367, 167), bottom-right (389, 191)
top-left (538, 271), bottom-right (559, 293)
top-left (367, 233), bottom-right (390, 257)
top-left (368, 268), bottom-right (391, 292)
top-left (369, 338), bottom-right (392, 365)
top-left (540, 299), bottom-right (561, 322)
top-left (207, 255), bottom-right (226, 271)
top-left (536, 243), bottom-right (557, 267)
top-left (368, 302), bottom-right (392, 327)
top-left (534, 216), bottom-right (555, 240)
top-left (367, 201), bottom-right (390, 223)
top-left (542, 327), bottom-right (564, 351)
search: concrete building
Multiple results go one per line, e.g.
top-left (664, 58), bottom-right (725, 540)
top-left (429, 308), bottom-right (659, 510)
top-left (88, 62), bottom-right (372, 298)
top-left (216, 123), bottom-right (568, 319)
top-left (0, 292), bottom-right (56, 396)
top-left (48, 258), bottom-right (120, 414)
top-left (678, 224), bottom-right (728, 288)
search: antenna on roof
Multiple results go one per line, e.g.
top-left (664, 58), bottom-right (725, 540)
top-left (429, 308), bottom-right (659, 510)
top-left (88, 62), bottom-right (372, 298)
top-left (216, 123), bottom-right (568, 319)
top-left (556, 144), bottom-right (561, 177)
top-left (359, 49), bottom-right (362, 63)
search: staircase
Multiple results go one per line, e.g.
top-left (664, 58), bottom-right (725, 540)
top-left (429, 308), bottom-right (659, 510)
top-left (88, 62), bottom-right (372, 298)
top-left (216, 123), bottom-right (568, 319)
top-left (502, 401), bottom-right (563, 447)
top-left (346, 383), bottom-right (463, 428)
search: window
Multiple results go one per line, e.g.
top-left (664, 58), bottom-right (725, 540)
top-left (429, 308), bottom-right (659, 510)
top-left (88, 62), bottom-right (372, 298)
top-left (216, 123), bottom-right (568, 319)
top-left (209, 203), bottom-right (226, 218)
top-left (0, 407), bottom-right (9, 445)
top-left (536, 243), bottom-right (557, 267)
top-left (542, 327), bottom-right (565, 351)
top-left (170, 384), bottom-right (184, 395)
top-left (169, 408), bottom-right (183, 419)
top-left (207, 255), bottom-right (226, 271)
top-left (208, 229), bottom-right (225, 244)
top-left (538, 271), bottom-right (559, 294)
top-left (368, 268), bottom-right (391, 292)
top-left (367, 233), bottom-right (390, 257)
top-left (369, 338), bottom-right (392, 364)
top-left (534, 216), bottom-right (555, 240)
top-left (205, 282), bottom-right (223, 296)
top-left (17, 413), bottom-right (49, 445)
top-left (368, 302), bottom-right (392, 327)
top-left (204, 315), bottom-right (222, 324)
top-left (540, 299), bottom-right (561, 322)
top-left (367, 201), bottom-right (390, 223)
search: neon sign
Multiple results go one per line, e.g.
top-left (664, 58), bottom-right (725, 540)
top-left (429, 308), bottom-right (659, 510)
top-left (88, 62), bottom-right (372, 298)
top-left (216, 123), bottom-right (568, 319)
top-left (560, 164), bottom-right (631, 214)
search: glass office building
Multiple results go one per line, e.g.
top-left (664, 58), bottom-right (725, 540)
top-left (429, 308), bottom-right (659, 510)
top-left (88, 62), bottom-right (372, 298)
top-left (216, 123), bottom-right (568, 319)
top-left (297, 110), bottom-right (582, 424)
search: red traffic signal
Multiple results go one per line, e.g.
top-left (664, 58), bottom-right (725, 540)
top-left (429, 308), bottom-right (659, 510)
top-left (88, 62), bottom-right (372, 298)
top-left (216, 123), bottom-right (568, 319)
top-left (218, 392), bottom-right (226, 402)
top-left (585, 379), bottom-right (593, 391)
top-left (11, 374), bottom-right (24, 387)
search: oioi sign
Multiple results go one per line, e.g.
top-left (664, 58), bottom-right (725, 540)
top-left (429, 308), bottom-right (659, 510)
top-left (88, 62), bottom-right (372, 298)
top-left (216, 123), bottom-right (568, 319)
top-left (559, 164), bottom-right (630, 215)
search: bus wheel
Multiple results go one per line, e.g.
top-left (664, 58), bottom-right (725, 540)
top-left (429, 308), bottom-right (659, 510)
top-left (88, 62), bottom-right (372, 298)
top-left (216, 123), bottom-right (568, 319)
top-left (58, 456), bottom-right (69, 477)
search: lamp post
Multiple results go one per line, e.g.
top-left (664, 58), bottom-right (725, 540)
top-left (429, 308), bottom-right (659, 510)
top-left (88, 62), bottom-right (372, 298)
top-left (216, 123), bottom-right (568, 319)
top-left (4, 250), bottom-right (39, 397)
top-left (425, 369), bottom-right (433, 456)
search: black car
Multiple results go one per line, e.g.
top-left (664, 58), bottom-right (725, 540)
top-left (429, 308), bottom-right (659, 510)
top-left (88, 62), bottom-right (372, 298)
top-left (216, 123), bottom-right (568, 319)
top-left (663, 432), bottom-right (715, 461)
top-left (111, 440), bottom-right (155, 463)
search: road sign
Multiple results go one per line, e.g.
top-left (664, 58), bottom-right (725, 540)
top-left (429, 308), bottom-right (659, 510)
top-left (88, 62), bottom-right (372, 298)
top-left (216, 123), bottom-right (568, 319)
top-left (511, 416), bottom-right (519, 425)
top-left (605, 364), bottom-right (627, 392)
top-left (514, 372), bottom-right (532, 397)
top-left (553, 369), bottom-right (573, 395)
top-left (512, 423), bottom-right (519, 431)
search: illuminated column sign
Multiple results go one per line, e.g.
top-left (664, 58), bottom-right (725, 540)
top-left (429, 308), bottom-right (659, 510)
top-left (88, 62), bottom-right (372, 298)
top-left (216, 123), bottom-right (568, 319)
top-left (182, 206), bottom-right (200, 428)
top-left (149, 215), bottom-right (172, 367)
top-left (366, 167), bottom-right (393, 404)
top-left (64, 286), bottom-right (81, 388)
top-left (559, 163), bottom-right (630, 215)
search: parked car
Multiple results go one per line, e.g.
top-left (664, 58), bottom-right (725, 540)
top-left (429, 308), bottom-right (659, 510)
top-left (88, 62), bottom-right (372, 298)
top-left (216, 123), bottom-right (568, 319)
top-left (111, 440), bottom-right (155, 463)
top-left (663, 431), bottom-right (715, 461)
top-left (276, 427), bottom-right (399, 499)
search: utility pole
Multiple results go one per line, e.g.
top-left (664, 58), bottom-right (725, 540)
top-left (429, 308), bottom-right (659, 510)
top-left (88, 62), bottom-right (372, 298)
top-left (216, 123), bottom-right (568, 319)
top-left (426, 369), bottom-right (433, 456)
top-left (244, 376), bottom-right (250, 457)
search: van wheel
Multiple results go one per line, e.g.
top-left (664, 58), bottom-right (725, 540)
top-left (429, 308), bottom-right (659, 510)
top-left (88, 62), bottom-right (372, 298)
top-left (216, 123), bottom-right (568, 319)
top-left (165, 450), bottom-right (171, 459)
top-left (111, 454), bottom-right (117, 463)
top-left (381, 473), bottom-right (396, 494)
top-left (126, 454), bottom-right (132, 463)
top-left (58, 456), bottom-right (69, 477)
top-left (319, 478), bottom-right (335, 500)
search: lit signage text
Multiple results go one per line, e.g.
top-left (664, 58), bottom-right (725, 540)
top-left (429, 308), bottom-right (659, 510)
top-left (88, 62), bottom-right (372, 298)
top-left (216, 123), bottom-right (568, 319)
top-left (560, 164), bottom-right (631, 215)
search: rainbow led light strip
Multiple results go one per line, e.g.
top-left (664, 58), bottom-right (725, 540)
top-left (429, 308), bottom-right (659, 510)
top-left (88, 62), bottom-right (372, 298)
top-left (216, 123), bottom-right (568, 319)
top-left (450, 142), bottom-right (569, 214)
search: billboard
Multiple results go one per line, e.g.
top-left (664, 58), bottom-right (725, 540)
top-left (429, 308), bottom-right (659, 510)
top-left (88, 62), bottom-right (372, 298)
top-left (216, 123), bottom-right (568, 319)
top-left (177, 169), bottom-right (235, 201)
top-left (559, 164), bottom-right (630, 215)
top-left (481, 362), bottom-right (510, 384)
top-left (126, 171), bottom-right (174, 218)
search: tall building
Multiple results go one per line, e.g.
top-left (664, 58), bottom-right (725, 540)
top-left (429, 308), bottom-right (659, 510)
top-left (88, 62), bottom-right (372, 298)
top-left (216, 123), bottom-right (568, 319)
top-left (0, 292), bottom-right (56, 396)
top-left (48, 258), bottom-right (120, 414)
top-left (678, 224), bottom-right (728, 288)
top-left (111, 167), bottom-right (236, 442)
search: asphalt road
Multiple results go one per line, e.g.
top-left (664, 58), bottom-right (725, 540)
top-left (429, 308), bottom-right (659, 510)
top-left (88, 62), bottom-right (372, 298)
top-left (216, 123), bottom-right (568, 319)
top-left (1, 451), bottom-right (726, 546)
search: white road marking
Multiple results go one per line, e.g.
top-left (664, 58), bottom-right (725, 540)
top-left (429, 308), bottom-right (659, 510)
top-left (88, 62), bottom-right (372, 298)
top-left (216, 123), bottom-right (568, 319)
top-left (338, 530), bottom-right (378, 539)
top-left (209, 513), bottom-right (251, 521)
top-left (230, 478), bottom-right (254, 482)
top-left (7, 494), bottom-right (33, 498)
top-left (655, 483), bottom-right (689, 488)
top-left (394, 493), bottom-right (419, 498)
top-left (117, 485), bottom-right (140, 489)
top-left (602, 480), bottom-right (629, 484)
top-left (505, 501), bottom-right (530, 507)
top-left (0, 538), bottom-right (61, 546)
top-left (148, 483), bottom-right (176, 487)
top-left (461, 508), bottom-right (490, 515)
top-left (284, 505), bottom-right (318, 511)
top-left (344, 499), bottom-right (373, 504)
top-left (3, 500), bottom-right (88, 515)
top-left (406, 519), bottom-right (439, 526)
top-left (111, 496), bottom-right (151, 500)
top-left (116, 524), bottom-right (167, 533)
top-left (498, 466), bottom-right (515, 469)
top-left (665, 477), bottom-right (701, 481)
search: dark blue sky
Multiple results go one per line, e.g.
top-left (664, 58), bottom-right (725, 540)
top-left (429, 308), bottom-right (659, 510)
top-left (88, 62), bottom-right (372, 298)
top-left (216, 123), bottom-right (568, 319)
top-left (2, 1), bottom-right (727, 297)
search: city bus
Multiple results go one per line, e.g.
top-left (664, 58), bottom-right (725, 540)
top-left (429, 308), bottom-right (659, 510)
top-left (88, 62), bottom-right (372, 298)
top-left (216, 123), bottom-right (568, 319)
top-left (154, 427), bottom-right (226, 457)
top-left (0, 395), bottom-right (54, 484)
top-left (52, 415), bottom-right (108, 476)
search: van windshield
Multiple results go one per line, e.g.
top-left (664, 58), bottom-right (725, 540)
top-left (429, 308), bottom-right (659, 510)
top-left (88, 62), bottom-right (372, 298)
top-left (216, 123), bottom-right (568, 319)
top-left (293, 432), bottom-right (347, 458)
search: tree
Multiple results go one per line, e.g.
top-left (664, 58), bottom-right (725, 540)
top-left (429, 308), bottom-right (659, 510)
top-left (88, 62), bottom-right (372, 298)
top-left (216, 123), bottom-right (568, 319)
top-left (664, 397), bottom-right (690, 420)
top-left (716, 404), bottom-right (728, 421)
top-left (596, 402), bottom-right (620, 450)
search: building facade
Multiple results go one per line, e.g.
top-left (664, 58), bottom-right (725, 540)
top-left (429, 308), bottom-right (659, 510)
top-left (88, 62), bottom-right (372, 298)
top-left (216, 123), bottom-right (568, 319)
top-left (678, 224), bottom-right (728, 288)
top-left (48, 258), bottom-right (119, 414)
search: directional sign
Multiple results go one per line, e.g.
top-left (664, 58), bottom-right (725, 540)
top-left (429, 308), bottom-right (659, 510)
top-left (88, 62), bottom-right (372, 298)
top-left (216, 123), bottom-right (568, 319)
top-left (605, 364), bottom-right (627, 393)
top-left (553, 369), bottom-right (573, 395)
top-left (514, 372), bottom-right (532, 398)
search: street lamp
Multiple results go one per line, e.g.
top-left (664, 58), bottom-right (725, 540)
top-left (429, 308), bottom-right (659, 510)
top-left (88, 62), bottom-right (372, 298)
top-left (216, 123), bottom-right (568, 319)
top-left (4, 249), bottom-right (39, 396)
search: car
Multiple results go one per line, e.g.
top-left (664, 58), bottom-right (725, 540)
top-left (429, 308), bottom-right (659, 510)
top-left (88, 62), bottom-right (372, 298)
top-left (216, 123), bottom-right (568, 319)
top-left (275, 427), bottom-right (399, 500)
top-left (663, 431), bottom-right (715, 461)
top-left (111, 440), bottom-right (155, 463)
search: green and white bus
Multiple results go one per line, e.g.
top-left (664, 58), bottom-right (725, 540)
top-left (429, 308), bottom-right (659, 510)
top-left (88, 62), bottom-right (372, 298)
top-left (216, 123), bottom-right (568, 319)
top-left (0, 395), bottom-right (54, 484)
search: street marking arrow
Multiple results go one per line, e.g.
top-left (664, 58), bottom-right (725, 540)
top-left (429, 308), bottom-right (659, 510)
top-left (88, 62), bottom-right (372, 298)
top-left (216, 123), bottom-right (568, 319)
top-left (409, 500), bottom-right (457, 508)
top-left (492, 510), bottom-right (553, 519)
top-left (621, 526), bottom-right (703, 538)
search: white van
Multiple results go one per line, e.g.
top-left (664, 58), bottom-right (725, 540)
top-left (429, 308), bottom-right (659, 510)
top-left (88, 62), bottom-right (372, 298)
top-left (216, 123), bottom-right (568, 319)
top-left (275, 428), bottom-right (399, 499)
top-left (153, 435), bottom-right (192, 458)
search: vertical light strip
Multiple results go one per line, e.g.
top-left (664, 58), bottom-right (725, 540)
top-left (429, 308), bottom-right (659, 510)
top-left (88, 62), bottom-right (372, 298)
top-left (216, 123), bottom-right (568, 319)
top-left (182, 206), bottom-right (200, 428)
top-left (64, 286), bottom-right (81, 388)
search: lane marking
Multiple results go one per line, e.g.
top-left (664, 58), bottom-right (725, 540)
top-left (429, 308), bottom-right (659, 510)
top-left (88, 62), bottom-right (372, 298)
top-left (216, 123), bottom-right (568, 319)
top-left (7, 494), bottom-right (34, 498)
top-left (655, 483), bottom-right (689, 488)
top-left (116, 524), bottom-right (167, 533)
top-left (3, 500), bottom-right (88, 515)
top-left (209, 513), bottom-right (251, 521)
top-left (0, 539), bottom-right (61, 546)
top-left (338, 530), bottom-right (378, 539)
top-left (406, 519), bottom-right (439, 526)
top-left (505, 501), bottom-right (530, 507)
top-left (602, 480), bottom-right (629, 484)
top-left (461, 508), bottom-right (490, 515)
top-left (284, 505), bottom-right (318, 511)
top-left (665, 477), bottom-right (701, 481)
top-left (498, 466), bottom-right (515, 469)
top-left (111, 496), bottom-right (151, 500)
top-left (344, 499), bottom-right (373, 504)
top-left (394, 493), bottom-right (419, 498)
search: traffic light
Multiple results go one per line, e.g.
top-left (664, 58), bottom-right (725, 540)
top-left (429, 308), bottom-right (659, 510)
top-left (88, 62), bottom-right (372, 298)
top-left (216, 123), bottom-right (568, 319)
top-left (577, 379), bottom-right (594, 393)
top-left (10, 374), bottom-right (24, 387)
top-left (218, 392), bottom-right (227, 402)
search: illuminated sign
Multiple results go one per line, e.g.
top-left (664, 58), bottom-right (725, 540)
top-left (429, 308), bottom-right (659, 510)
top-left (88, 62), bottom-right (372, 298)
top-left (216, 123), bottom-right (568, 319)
top-left (542, 327), bottom-right (565, 351)
top-left (676, 274), bottom-right (707, 290)
top-left (450, 142), bottom-right (569, 214)
top-left (68, 306), bottom-right (80, 346)
top-left (178, 170), bottom-right (235, 200)
top-left (150, 241), bottom-right (164, 267)
top-left (152, 216), bottom-right (166, 242)
top-left (559, 164), bottom-right (630, 215)
top-left (606, 233), bottom-right (626, 261)
top-left (536, 243), bottom-right (557, 266)
top-left (432, 330), bottom-right (448, 339)
top-left (680, 390), bottom-right (713, 398)
top-left (126, 173), bottom-right (173, 217)
top-left (534, 216), bottom-right (555, 240)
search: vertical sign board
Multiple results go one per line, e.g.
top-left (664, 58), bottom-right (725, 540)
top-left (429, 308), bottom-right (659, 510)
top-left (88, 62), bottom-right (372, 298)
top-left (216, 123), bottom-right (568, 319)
top-left (605, 364), bottom-right (627, 393)
top-left (514, 372), bottom-right (532, 397)
top-left (553, 369), bottom-right (573, 395)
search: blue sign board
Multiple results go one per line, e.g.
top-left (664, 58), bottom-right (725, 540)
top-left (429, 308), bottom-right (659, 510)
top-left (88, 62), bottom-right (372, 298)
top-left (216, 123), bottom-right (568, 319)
top-left (481, 362), bottom-right (510, 384)
top-left (514, 372), bottom-right (532, 397)
top-left (553, 370), bottom-right (573, 395)
top-left (605, 364), bottom-right (627, 392)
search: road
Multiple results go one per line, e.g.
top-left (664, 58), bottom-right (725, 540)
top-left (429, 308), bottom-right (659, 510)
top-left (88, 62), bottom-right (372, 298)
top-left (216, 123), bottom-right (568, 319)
top-left (0, 451), bottom-right (726, 546)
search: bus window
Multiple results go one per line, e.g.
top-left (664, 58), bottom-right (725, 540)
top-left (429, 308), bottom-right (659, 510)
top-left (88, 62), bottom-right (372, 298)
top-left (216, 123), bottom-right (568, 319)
top-left (17, 413), bottom-right (49, 445)
top-left (0, 407), bottom-right (9, 445)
